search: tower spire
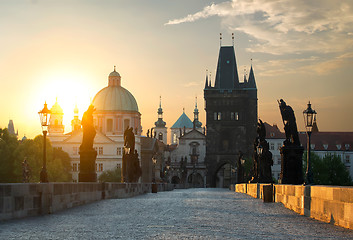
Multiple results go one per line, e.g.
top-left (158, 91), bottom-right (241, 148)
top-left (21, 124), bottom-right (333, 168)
top-left (220, 33), bottom-right (222, 47)
top-left (209, 72), bottom-right (212, 87)
top-left (232, 33), bottom-right (234, 46)
top-left (204, 69), bottom-right (209, 89)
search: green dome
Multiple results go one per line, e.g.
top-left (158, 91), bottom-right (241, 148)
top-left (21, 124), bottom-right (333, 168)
top-left (92, 86), bottom-right (139, 112)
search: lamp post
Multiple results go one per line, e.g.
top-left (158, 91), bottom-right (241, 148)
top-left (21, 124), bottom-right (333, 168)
top-left (303, 101), bottom-right (317, 185)
top-left (38, 102), bottom-right (51, 183)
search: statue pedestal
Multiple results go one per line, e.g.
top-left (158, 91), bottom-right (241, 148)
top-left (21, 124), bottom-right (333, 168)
top-left (279, 145), bottom-right (304, 184)
top-left (79, 149), bottom-right (97, 182)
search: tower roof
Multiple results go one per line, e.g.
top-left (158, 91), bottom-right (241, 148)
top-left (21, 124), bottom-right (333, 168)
top-left (214, 46), bottom-right (239, 89)
top-left (171, 111), bottom-right (193, 129)
top-left (247, 65), bottom-right (256, 88)
top-left (50, 99), bottom-right (63, 114)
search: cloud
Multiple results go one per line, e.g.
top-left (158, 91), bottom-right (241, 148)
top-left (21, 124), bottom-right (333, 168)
top-left (165, 0), bottom-right (353, 55)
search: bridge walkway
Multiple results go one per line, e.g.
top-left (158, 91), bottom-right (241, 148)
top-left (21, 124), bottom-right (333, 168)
top-left (0, 188), bottom-right (352, 239)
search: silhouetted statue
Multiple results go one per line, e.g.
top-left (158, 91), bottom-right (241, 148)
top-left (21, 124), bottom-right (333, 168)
top-left (259, 142), bottom-right (273, 183)
top-left (278, 99), bottom-right (303, 184)
top-left (79, 105), bottom-right (97, 182)
top-left (22, 157), bottom-right (31, 183)
top-left (147, 129), bottom-right (150, 138)
top-left (278, 99), bottom-right (300, 146)
top-left (153, 131), bottom-right (156, 138)
top-left (124, 127), bottom-right (135, 154)
top-left (122, 127), bottom-right (141, 183)
top-left (80, 105), bottom-right (96, 150)
top-left (250, 119), bottom-right (273, 183)
top-left (257, 119), bottom-right (266, 142)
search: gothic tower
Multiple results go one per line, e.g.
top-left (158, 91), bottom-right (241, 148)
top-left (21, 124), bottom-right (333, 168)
top-left (153, 96), bottom-right (167, 144)
top-left (204, 43), bottom-right (257, 187)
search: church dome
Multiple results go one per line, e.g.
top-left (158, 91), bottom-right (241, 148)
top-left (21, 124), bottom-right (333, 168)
top-left (92, 68), bottom-right (139, 112)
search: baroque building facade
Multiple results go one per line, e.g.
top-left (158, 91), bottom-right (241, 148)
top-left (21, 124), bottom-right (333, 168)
top-left (48, 67), bottom-right (141, 181)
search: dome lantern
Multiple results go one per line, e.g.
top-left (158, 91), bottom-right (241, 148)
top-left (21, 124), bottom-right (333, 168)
top-left (108, 66), bottom-right (121, 86)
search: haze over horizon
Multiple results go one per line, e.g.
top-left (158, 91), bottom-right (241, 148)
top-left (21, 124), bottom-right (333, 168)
top-left (1, 0), bottom-right (353, 141)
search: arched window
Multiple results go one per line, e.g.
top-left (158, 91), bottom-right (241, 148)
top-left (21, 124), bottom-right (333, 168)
top-left (158, 132), bottom-right (163, 141)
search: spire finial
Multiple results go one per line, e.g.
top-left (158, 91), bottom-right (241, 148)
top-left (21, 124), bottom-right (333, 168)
top-left (220, 33), bottom-right (222, 46)
top-left (114, 65), bottom-right (116, 72)
top-left (195, 96), bottom-right (198, 108)
top-left (209, 71), bottom-right (212, 87)
top-left (183, 107), bottom-right (185, 113)
top-left (251, 58), bottom-right (253, 66)
top-left (159, 95), bottom-right (162, 108)
top-left (232, 33), bottom-right (234, 46)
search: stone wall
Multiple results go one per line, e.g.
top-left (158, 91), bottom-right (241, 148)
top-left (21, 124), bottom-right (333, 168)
top-left (0, 182), bottom-right (173, 221)
top-left (234, 183), bottom-right (353, 230)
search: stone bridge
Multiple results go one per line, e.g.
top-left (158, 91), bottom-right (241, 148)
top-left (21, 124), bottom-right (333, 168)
top-left (1, 187), bottom-right (353, 239)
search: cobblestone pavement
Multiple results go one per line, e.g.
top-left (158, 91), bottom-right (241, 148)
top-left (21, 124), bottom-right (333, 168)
top-left (1, 188), bottom-right (353, 239)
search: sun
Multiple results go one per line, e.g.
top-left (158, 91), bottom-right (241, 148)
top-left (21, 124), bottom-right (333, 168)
top-left (37, 71), bottom-right (96, 133)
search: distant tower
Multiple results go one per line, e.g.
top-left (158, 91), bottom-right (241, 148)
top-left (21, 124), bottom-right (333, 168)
top-left (153, 96), bottom-right (167, 144)
top-left (204, 41), bottom-right (258, 187)
top-left (7, 120), bottom-right (18, 137)
top-left (193, 97), bottom-right (202, 129)
top-left (71, 104), bottom-right (81, 132)
top-left (48, 98), bottom-right (65, 135)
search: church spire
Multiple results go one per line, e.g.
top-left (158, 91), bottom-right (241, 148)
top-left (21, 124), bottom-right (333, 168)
top-left (193, 97), bottom-right (202, 128)
top-left (155, 96), bottom-right (166, 128)
top-left (204, 69), bottom-right (209, 89)
top-left (248, 63), bottom-right (256, 89)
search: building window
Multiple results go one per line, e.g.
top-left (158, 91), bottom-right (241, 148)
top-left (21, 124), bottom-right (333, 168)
top-left (277, 158), bottom-right (281, 165)
top-left (345, 144), bottom-right (350, 150)
top-left (173, 133), bottom-right (178, 144)
top-left (117, 147), bottom-right (122, 156)
top-left (73, 147), bottom-right (78, 155)
top-left (310, 144), bottom-right (315, 150)
top-left (99, 163), bottom-right (103, 172)
top-left (323, 144), bottom-right (328, 150)
top-left (346, 155), bottom-right (350, 164)
top-left (337, 144), bottom-right (341, 150)
top-left (277, 143), bottom-right (282, 150)
top-left (270, 143), bottom-right (275, 150)
top-left (107, 119), bottom-right (113, 132)
top-left (231, 112), bottom-right (239, 120)
top-left (117, 163), bottom-right (121, 168)
top-left (158, 132), bottom-right (163, 141)
top-left (99, 147), bottom-right (103, 155)
top-left (213, 112), bottom-right (221, 120)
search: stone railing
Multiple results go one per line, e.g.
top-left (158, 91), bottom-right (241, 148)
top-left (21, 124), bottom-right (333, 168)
top-left (234, 183), bottom-right (353, 230)
top-left (0, 182), bottom-right (173, 221)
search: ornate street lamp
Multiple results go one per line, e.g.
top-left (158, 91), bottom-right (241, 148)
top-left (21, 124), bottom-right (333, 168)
top-left (303, 101), bottom-right (317, 185)
top-left (38, 102), bottom-right (51, 183)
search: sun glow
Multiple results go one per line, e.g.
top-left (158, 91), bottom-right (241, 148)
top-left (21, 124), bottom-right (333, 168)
top-left (37, 72), bottom-right (95, 133)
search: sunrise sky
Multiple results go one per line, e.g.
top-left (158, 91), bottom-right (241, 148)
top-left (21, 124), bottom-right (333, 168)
top-left (1, 0), bottom-right (353, 140)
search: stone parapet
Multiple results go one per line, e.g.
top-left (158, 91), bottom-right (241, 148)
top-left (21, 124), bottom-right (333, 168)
top-left (0, 182), bottom-right (174, 221)
top-left (235, 183), bottom-right (353, 230)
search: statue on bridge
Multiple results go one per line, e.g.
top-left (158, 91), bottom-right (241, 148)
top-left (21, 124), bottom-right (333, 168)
top-left (79, 105), bottom-right (97, 182)
top-left (122, 127), bottom-right (141, 183)
top-left (80, 105), bottom-right (96, 151)
top-left (278, 99), bottom-right (300, 146)
top-left (250, 119), bottom-right (273, 183)
top-left (278, 99), bottom-right (304, 184)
